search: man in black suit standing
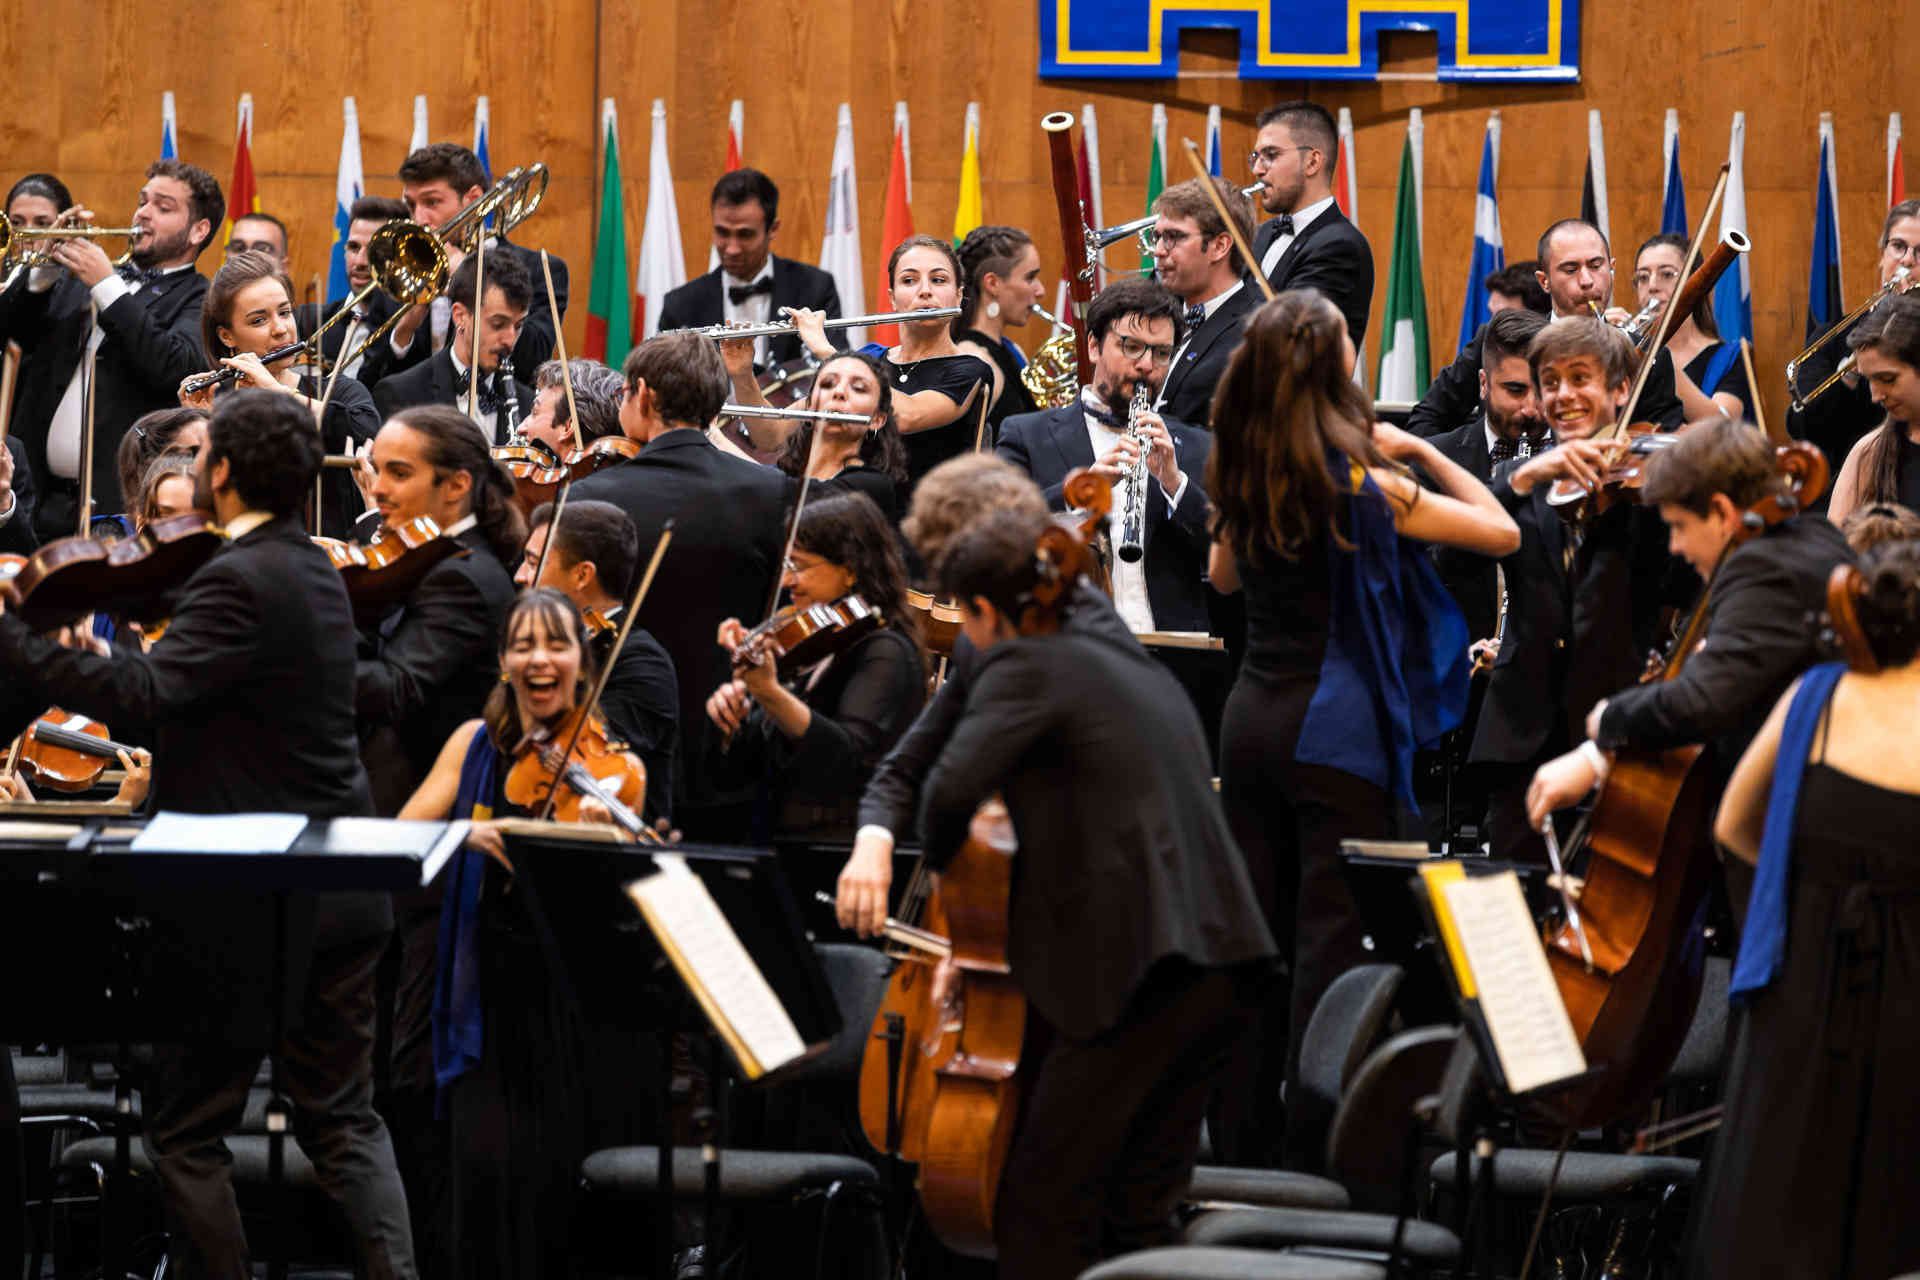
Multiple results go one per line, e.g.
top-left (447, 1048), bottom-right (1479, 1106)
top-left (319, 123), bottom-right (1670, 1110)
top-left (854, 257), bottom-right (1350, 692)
top-left (318, 195), bottom-right (411, 386)
top-left (1149, 176), bottom-right (1258, 430)
top-left (1248, 101), bottom-right (1373, 348)
top-left (656, 169), bottom-right (844, 371)
top-left (372, 252), bottom-right (535, 443)
top-left (0, 158), bottom-right (223, 539)
top-left (0, 391), bottom-right (415, 1278)
top-left (915, 512), bottom-right (1275, 1280)
top-left (370, 143), bottom-right (566, 385)
top-left (571, 331), bottom-right (789, 840)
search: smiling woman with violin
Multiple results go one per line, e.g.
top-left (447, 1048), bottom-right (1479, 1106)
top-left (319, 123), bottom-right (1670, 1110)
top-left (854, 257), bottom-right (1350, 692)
top-left (178, 249), bottom-right (380, 537)
top-left (706, 490), bottom-right (924, 840)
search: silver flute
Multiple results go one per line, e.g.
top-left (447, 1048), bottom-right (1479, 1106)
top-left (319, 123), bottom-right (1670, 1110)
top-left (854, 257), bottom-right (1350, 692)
top-left (678, 307), bottom-right (962, 342)
top-left (1116, 383), bottom-right (1153, 564)
top-left (719, 403), bottom-right (872, 425)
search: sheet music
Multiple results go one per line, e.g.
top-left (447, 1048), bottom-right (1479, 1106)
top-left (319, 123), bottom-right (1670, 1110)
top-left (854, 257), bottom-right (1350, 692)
top-left (628, 856), bottom-right (807, 1079)
top-left (130, 811), bottom-right (308, 855)
top-left (1441, 871), bottom-right (1587, 1094)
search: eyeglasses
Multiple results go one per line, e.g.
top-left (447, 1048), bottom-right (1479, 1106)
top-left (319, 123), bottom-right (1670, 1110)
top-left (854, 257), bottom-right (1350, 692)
top-left (1248, 146), bottom-right (1316, 172)
top-left (1630, 267), bottom-right (1681, 287)
top-left (1114, 335), bottom-right (1175, 366)
top-left (1886, 237), bottom-right (1920, 261)
top-left (1147, 228), bottom-right (1194, 249)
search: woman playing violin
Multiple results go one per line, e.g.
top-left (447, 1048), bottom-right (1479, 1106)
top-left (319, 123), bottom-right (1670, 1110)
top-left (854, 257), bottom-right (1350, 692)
top-left (706, 490), bottom-right (924, 840)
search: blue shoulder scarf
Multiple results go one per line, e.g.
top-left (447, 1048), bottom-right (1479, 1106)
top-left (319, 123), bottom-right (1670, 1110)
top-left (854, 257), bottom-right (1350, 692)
top-left (432, 725), bottom-right (501, 1092)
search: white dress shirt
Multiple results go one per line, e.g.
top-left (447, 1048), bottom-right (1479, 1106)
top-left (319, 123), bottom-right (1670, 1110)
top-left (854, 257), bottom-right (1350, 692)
top-left (1080, 389), bottom-right (1189, 634)
top-left (721, 259), bottom-right (776, 367)
top-left (1156, 279), bottom-right (1244, 413)
top-left (1258, 194), bottom-right (1338, 280)
top-left (37, 262), bottom-right (192, 481)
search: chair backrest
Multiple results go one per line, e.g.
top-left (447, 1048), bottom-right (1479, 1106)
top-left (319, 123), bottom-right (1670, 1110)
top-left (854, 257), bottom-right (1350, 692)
top-left (1664, 955), bottom-right (1729, 1085)
top-left (1326, 1024), bottom-right (1458, 1212)
top-left (1297, 963), bottom-right (1404, 1110)
top-left (796, 943), bottom-right (896, 1082)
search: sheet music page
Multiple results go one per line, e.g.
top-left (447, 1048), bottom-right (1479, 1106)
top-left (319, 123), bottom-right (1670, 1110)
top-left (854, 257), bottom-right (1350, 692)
top-left (130, 811), bottom-right (308, 855)
top-left (628, 857), bottom-right (807, 1078)
top-left (1441, 871), bottom-right (1587, 1094)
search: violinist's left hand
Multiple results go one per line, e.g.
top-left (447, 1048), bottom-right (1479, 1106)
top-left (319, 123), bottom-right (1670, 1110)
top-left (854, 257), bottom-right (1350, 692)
top-left (1526, 748), bottom-right (1601, 832)
top-left (110, 747), bottom-right (152, 808)
top-left (1584, 698), bottom-right (1609, 743)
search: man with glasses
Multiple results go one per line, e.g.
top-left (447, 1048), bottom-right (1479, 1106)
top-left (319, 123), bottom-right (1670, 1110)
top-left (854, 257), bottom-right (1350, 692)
top-left (1149, 176), bottom-right (1258, 430)
top-left (1247, 101), bottom-right (1374, 347)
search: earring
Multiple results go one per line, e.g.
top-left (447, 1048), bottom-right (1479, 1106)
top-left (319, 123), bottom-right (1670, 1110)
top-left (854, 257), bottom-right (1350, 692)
top-left (499, 671), bottom-right (510, 683)
top-left (986, 301), bottom-right (1000, 320)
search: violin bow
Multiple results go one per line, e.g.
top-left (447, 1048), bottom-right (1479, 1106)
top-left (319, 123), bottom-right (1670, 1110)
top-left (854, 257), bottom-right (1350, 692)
top-left (1181, 139), bottom-right (1276, 302)
top-left (531, 519), bottom-right (675, 822)
top-left (467, 232), bottom-right (487, 422)
top-left (0, 343), bottom-right (18, 448)
top-left (541, 250), bottom-right (584, 455)
top-left (762, 408), bottom-right (829, 622)
top-left (75, 303), bottom-right (97, 537)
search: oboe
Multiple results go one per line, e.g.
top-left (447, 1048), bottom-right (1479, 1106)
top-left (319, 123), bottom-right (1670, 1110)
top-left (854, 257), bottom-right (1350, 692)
top-left (1116, 383), bottom-right (1152, 564)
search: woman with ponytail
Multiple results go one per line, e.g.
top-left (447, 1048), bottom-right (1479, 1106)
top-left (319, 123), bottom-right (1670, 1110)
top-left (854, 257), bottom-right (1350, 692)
top-left (1827, 292), bottom-right (1920, 524)
top-left (1701, 538), bottom-right (1920, 1279)
top-left (951, 224), bottom-right (1046, 433)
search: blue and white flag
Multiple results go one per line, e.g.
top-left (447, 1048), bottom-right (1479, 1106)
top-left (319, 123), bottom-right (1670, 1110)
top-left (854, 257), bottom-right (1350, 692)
top-left (408, 95), bottom-right (429, 158)
top-left (1205, 105), bottom-right (1222, 177)
top-left (1661, 108), bottom-right (1687, 235)
top-left (1714, 112), bottom-right (1753, 347)
top-left (160, 92), bottom-right (178, 160)
top-left (1457, 111), bottom-right (1503, 350)
top-left (473, 97), bottom-right (492, 184)
top-left (1807, 112), bottom-right (1844, 340)
top-left (327, 97), bottom-right (365, 305)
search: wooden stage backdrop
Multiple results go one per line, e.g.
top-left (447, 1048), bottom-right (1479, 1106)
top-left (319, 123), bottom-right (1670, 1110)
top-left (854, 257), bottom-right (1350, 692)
top-left (5, 0), bottom-right (1914, 425)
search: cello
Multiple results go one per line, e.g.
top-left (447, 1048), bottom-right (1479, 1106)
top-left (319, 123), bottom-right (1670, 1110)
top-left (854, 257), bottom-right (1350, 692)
top-left (1542, 441), bottom-right (1828, 1126)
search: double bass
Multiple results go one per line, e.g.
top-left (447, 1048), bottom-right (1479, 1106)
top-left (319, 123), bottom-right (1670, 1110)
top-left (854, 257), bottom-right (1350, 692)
top-left (856, 470), bottom-right (1111, 1256)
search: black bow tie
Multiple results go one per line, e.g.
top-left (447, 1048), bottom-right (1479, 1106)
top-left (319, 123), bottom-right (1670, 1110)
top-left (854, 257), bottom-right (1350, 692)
top-left (729, 278), bottom-right (774, 305)
top-left (1183, 303), bottom-right (1207, 331)
top-left (454, 367), bottom-right (503, 413)
top-left (1272, 214), bottom-right (1296, 238)
top-left (1081, 396), bottom-right (1128, 431)
top-left (117, 262), bottom-right (161, 287)
top-left (1490, 431), bottom-right (1552, 463)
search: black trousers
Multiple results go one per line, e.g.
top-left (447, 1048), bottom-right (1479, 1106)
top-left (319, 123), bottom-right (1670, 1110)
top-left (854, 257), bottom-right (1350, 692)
top-left (381, 898), bottom-right (448, 1278)
top-left (994, 963), bottom-right (1254, 1280)
top-left (142, 928), bottom-right (416, 1279)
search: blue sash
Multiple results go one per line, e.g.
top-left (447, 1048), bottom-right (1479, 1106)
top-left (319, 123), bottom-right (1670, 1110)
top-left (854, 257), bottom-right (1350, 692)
top-left (1729, 661), bottom-right (1846, 1003)
top-left (1699, 342), bottom-right (1741, 397)
top-left (432, 726), bottom-right (500, 1092)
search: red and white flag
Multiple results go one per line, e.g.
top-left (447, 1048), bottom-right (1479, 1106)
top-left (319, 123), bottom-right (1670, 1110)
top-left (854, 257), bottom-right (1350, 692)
top-left (869, 103), bottom-right (917, 348)
top-left (1892, 113), bottom-right (1907, 208)
top-left (710, 101), bottom-right (745, 271)
top-left (632, 98), bottom-right (686, 340)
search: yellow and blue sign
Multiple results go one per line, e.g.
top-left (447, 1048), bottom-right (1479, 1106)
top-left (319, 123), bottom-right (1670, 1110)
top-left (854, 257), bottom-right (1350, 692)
top-left (1039, 0), bottom-right (1579, 82)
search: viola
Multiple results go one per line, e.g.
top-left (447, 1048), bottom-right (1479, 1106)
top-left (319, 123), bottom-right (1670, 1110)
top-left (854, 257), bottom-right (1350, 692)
top-left (905, 590), bottom-right (963, 659)
top-left (314, 516), bottom-right (468, 619)
top-left (16, 710), bottom-right (140, 794)
top-left (501, 705), bottom-right (649, 837)
top-left (1, 514), bottom-right (224, 632)
top-left (1543, 423), bottom-right (1676, 517)
top-left (730, 595), bottom-right (879, 673)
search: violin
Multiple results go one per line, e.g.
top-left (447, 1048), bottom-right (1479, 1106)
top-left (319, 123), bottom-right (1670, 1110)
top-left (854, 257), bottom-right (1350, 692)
top-left (730, 595), bottom-right (879, 673)
top-left (15, 710), bottom-right (140, 794)
top-left (314, 515), bottom-right (468, 619)
top-left (501, 705), bottom-right (649, 837)
top-left (1544, 423), bottom-right (1677, 517)
top-left (905, 589), bottom-right (963, 659)
top-left (497, 435), bottom-right (642, 515)
top-left (0, 514), bottom-right (224, 632)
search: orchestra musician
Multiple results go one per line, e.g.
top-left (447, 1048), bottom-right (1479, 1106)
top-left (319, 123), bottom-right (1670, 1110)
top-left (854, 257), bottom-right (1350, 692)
top-left (0, 390), bottom-right (416, 1278)
top-left (113, 405), bottom-right (207, 535)
top-left (1149, 176), bottom-right (1258, 431)
top-left (724, 344), bottom-right (908, 521)
top-left (1632, 232), bottom-right (1754, 420)
top-left (913, 509), bottom-right (1276, 1279)
top-left (1248, 102), bottom-right (1374, 347)
top-left (1826, 292), bottom-right (1920, 522)
top-left (220, 210), bottom-right (321, 336)
top-left (516, 498), bottom-right (679, 818)
top-left (568, 331), bottom-right (789, 840)
top-left (1788, 198), bottom-right (1920, 475)
top-left (372, 252), bottom-right (535, 444)
top-left (0, 435), bottom-right (35, 556)
top-left (1409, 219), bottom-right (1687, 438)
top-left (1485, 259), bottom-right (1550, 315)
top-left (656, 168), bottom-right (845, 372)
top-left (322, 195), bottom-right (411, 384)
top-left (1206, 290), bottom-right (1519, 1169)
top-left (524, 357), bottom-right (625, 456)
top-left (377, 142), bottom-right (567, 381)
top-left (4, 172), bottom-right (70, 239)
top-left (791, 235), bottom-right (992, 497)
top-left (179, 249), bottom-right (380, 537)
top-left (0, 159), bottom-right (224, 539)
top-left (951, 225), bottom-right (1045, 432)
top-left (705, 491), bottom-right (926, 841)
top-left (1524, 416), bottom-right (1854, 828)
top-left (1839, 500), bottom-right (1920, 553)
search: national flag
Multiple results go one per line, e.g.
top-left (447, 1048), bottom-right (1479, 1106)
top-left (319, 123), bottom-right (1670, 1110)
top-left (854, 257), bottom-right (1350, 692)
top-left (1334, 107), bottom-right (1365, 390)
top-left (709, 101), bottom-right (745, 271)
top-left (1807, 113), bottom-right (1844, 340)
top-left (408, 95), bottom-right (429, 157)
top-left (1077, 104), bottom-right (1105, 288)
top-left (1457, 111), bottom-right (1504, 351)
top-left (1142, 104), bottom-right (1168, 275)
top-left (1204, 105), bottom-right (1223, 177)
top-left (1376, 112), bottom-right (1429, 402)
top-left (1581, 108), bottom-right (1610, 246)
top-left (585, 98), bottom-right (632, 364)
top-left (473, 97), bottom-right (492, 184)
top-left (160, 92), bottom-right (178, 160)
top-left (819, 104), bottom-right (866, 348)
top-left (953, 101), bottom-right (983, 246)
top-left (326, 97), bottom-right (365, 305)
top-left (870, 103), bottom-right (917, 348)
top-left (1713, 112), bottom-right (1753, 348)
top-left (633, 98), bottom-right (686, 341)
top-left (219, 94), bottom-right (259, 249)
top-left (1892, 113), bottom-right (1907, 207)
top-left (1661, 108), bottom-right (1687, 235)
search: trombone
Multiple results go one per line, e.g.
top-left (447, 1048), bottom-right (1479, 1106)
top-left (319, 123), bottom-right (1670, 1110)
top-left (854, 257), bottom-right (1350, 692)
top-left (675, 307), bottom-right (962, 342)
top-left (1, 221), bottom-right (138, 268)
top-left (1787, 266), bottom-right (1914, 411)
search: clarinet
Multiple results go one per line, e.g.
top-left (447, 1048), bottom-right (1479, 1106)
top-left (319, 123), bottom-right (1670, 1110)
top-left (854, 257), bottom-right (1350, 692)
top-left (497, 356), bottom-right (521, 441)
top-left (1115, 384), bottom-right (1153, 564)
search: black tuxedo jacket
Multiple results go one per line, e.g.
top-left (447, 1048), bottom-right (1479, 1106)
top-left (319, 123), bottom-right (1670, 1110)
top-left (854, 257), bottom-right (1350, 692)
top-left (655, 255), bottom-right (845, 368)
top-left (918, 624), bottom-right (1275, 1039)
top-left (318, 291), bottom-right (405, 391)
top-left (1422, 418), bottom-right (1500, 642)
top-left (370, 348), bottom-right (535, 444)
top-left (571, 429), bottom-right (790, 811)
top-left (0, 266), bottom-right (209, 530)
top-left (1407, 320), bottom-right (1687, 439)
top-left (0, 515), bottom-right (383, 1042)
top-left (996, 404), bottom-right (1215, 632)
top-left (353, 238), bottom-right (568, 385)
top-left (1251, 206), bottom-right (1374, 347)
top-left (593, 622), bottom-right (681, 823)
top-left (355, 526), bottom-right (517, 816)
top-left (0, 438), bottom-right (38, 556)
top-left (1157, 284), bottom-right (1256, 430)
top-left (1599, 515), bottom-right (1854, 780)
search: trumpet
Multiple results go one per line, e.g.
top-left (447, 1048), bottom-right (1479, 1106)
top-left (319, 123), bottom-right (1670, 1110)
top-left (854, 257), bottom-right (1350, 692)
top-left (1786, 266), bottom-right (1915, 411)
top-left (1116, 383), bottom-right (1152, 564)
top-left (1, 221), bottom-right (138, 267)
top-left (676, 307), bottom-right (962, 342)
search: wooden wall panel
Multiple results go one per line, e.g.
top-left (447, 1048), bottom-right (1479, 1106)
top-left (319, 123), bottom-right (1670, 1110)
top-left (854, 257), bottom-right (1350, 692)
top-left (9, 0), bottom-right (1914, 426)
